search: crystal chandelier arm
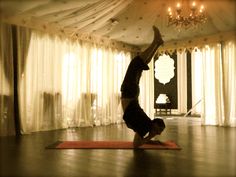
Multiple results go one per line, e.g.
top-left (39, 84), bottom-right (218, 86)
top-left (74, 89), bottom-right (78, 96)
top-left (167, 1), bottom-right (207, 30)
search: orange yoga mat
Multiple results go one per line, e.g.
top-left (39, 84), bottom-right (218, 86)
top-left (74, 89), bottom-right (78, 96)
top-left (46, 140), bottom-right (181, 150)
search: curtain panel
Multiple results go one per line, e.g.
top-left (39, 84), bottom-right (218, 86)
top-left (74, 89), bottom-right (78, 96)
top-left (0, 24), bottom-right (156, 135)
top-left (177, 51), bottom-right (187, 114)
top-left (193, 41), bottom-right (236, 127)
top-left (17, 30), bottom-right (133, 134)
top-left (0, 23), bottom-right (15, 136)
top-left (191, 50), bottom-right (203, 115)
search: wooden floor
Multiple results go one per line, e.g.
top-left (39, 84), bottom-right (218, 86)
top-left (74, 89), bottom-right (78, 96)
top-left (0, 117), bottom-right (235, 177)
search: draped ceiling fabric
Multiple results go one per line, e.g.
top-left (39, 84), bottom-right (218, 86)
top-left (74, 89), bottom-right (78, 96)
top-left (1, 0), bottom-right (235, 50)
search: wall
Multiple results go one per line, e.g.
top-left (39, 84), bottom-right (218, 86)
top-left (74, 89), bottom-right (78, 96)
top-left (154, 52), bottom-right (178, 109)
top-left (154, 51), bottom-right (192, 113)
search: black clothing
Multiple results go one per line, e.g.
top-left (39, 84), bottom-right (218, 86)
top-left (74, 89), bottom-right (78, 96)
top-left (121, 56), bottom-right (152, 137)
top-left (123, 100), bottom-right (152, 137)
top-left (121, 56), bottom-right (149, 99)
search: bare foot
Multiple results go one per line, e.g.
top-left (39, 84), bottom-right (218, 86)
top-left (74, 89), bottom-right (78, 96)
top-left (153, 26), bottom-right (164, 46)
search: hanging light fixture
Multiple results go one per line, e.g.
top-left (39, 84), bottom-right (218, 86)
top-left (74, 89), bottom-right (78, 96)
top-left (167, 1), bottom-right (207, 30)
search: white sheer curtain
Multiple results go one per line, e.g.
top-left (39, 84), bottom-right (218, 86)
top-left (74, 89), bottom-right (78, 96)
top-left (0, 23), bottom-right (15, 136)
top-left (177, 51), bottom-right (187, 114)
top-left (192, 41), bottom-right (236, 127)
top-left (0, 23), bottom-right (157, 135)
top-left (139, 60), bottom-right (155, 119)
top-left (191, 49), bottom-right (203, 115)
top-left (18, 29), bottom-right (131, 134)
top-left (222, 41), bottom-right (236, 126)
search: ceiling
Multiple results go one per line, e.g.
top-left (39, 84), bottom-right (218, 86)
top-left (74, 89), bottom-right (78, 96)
top-left (1, 0), bottom-right (236, 47)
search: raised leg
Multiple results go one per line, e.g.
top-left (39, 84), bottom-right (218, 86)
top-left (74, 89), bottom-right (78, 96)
top-left (140, 26), bottom-right (164, 64)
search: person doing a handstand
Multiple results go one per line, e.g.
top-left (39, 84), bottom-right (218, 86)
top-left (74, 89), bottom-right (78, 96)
top-left (121, 26), bottom-right (165, 148)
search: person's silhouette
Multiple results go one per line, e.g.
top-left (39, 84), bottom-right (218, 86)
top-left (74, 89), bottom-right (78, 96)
top-left (121, 26), bottom-right (165, 148)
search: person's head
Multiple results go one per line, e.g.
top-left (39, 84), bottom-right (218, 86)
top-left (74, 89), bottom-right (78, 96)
top-left (150, 118), bottom-right (165, 135)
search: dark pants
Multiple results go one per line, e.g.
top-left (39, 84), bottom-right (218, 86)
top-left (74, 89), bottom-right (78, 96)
top-left (123, 100), bottom-right (152, 137)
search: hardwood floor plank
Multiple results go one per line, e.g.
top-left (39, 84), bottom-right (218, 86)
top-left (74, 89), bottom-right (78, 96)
top-left (0, 117), bottom-right (235, 177)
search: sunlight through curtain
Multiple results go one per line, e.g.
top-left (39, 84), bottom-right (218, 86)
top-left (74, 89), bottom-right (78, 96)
top-left (191, 49), bottom-right (203, 115)
top-left (177, 51), bottom-right (187, 114)
top-left (18, 30), bottom-right (131, 133)
top-left (139, 60), bottom-right (155, 119)
top-left (221, 41), bottom-right (236, 126)
top-left (193, 41), bottom-right (236, 127)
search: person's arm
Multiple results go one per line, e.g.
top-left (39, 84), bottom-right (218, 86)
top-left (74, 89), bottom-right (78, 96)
top-left (142, 131), bottom-right (157, 143)
top-left (133, 131), bottom-right (157, 148)
top-left (133, 133), bottom-right (144, 148)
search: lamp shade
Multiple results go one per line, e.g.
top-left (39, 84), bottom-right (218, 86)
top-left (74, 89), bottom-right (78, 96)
top-left (156, 94), bottom-right (170, 104)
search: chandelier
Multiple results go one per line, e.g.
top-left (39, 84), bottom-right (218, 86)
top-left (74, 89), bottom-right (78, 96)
top-left (167, 1), bottom-right (207, 30)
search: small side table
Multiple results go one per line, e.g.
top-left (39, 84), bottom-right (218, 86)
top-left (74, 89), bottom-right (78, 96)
top-left (156, 102), bottom-right (171, 115)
